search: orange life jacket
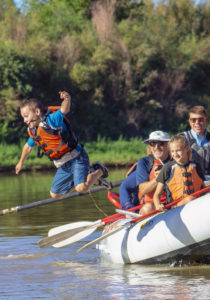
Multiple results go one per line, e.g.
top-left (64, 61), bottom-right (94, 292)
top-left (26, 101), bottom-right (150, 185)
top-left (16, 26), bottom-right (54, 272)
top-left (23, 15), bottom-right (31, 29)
top-left (143, 158), bottom-right (165, 203)
top-left (28, 106), bottom-right (78, 160)
top-left (166, 162), bottom-right (204, 203)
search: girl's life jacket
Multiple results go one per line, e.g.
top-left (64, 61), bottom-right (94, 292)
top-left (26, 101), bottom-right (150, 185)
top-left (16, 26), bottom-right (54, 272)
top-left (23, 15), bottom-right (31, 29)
top-left (165, 162), bottom-right (204, 203)
top-left (28, 106), bottom-right (78, 160)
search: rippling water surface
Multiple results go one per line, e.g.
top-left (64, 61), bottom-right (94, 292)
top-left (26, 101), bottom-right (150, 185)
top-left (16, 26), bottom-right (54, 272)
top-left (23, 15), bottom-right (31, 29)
top-left (1, 170), bottom-right (210, 299)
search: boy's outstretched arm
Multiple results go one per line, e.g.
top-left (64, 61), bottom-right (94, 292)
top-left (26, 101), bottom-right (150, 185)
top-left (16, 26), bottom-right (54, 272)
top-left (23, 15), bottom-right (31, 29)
top-left (16, 143), bottom-right (33, 174)
top-left (59, 91), bottom-right (71, 114)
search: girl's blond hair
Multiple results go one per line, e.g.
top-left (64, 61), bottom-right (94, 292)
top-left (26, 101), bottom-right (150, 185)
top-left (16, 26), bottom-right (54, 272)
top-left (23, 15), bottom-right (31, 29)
top-left (169, 133), bottom-right (192, 160)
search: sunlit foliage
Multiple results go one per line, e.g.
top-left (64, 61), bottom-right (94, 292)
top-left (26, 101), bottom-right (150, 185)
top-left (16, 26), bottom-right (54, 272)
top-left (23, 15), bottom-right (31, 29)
top-left (0, 0), bottom-right (209, 144)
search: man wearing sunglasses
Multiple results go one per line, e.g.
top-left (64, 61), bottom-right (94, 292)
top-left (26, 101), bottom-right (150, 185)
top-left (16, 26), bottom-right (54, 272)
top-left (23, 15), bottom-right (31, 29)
top-left (185, 105), bottom-right (210, 177)
top-left (119, 131), bottom-right (170, 214)
top-left (136, 131), bottom-right (171, 214)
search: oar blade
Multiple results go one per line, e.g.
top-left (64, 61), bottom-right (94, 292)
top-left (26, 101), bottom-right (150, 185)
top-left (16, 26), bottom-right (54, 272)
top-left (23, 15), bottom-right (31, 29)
top-left (50, 221), bottom-right (97, 248)
top-left (38, 221), bottom-right (97, 249)
top-left (48, 221), bottom-right (92, 236)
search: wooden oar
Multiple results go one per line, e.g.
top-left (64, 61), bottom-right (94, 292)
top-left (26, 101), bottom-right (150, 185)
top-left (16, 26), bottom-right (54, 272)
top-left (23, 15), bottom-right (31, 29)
top-left (76, 186), bottom-right (210, 253)
top-left (38, 204), bottom-right (143, 248)
top-left (0, 180), bottom-right (122, 216)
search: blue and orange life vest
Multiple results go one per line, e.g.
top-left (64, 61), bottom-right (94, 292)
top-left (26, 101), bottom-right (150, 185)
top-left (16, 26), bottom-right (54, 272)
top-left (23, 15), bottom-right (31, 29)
top-left (28, 106), bottom-right (78, 160)
top-left (165, 162), bottom-right (204, 203)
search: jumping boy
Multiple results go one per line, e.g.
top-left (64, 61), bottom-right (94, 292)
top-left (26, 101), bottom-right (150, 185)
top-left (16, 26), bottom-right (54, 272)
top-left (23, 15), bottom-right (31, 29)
top-left (15, 91), bottom-right (109, 198)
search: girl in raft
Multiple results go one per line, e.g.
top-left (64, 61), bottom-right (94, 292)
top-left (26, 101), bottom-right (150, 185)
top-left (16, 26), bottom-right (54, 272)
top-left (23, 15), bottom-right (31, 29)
top-left (154, 133), bottom-right (205, 211)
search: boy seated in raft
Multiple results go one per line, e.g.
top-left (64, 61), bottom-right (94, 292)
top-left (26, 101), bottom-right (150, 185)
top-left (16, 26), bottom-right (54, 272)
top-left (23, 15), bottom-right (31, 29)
top-left (154, 133), bottom-right (205, 211)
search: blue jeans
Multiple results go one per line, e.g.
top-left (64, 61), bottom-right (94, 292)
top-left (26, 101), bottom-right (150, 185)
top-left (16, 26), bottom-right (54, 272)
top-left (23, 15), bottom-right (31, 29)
top-left (50, 151), bottom-right (89, 195)
top-left (119, 170), bottom-right (139, 210)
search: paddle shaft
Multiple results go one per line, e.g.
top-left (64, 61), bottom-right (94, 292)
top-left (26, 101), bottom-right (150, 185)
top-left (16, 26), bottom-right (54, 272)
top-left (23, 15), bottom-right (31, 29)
top-left (102, 203), bottom-right (142, 223)
top-left (77, 186), bottom-right (210, 253)
top-left (0, 180), bottom-right (122, 216)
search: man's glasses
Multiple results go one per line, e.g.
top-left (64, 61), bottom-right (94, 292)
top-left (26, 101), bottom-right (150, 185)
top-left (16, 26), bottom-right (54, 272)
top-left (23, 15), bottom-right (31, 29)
top-left (189, 117), bottom-right (206, 124)
top-left (149, 141), bottom-right (166, 147)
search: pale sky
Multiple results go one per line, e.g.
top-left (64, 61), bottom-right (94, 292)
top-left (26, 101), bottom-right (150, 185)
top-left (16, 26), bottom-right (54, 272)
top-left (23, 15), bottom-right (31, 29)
top-left (14, 0), bottom-right (204, 9)
top-left (14, 0), bottom-right (25, 8)
top-left (14, 0), bottom-right (205, 7)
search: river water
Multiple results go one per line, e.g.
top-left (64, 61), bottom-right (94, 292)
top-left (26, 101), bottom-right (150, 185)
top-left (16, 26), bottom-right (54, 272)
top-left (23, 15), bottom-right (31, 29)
top-left (1, 170), bottom-right (210, 299)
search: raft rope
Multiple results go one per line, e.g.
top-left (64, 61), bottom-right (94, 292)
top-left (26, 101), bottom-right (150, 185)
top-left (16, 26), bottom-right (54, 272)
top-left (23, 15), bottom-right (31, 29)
top-left (88, 190), bottom-right (108, 217)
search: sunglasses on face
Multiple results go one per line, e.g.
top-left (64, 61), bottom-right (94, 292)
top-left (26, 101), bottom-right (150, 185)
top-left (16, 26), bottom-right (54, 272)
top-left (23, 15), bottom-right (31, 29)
top-left (189, 117), bottom-right (206, 124)
top-left (149, 141), bottom-right (166, 147)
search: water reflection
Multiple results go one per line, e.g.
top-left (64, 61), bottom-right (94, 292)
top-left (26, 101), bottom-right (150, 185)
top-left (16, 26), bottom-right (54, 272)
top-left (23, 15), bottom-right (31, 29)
top-left (1, 231), bottom-right (210, 300)
top-left (0, 169), bottom-right (124, 236)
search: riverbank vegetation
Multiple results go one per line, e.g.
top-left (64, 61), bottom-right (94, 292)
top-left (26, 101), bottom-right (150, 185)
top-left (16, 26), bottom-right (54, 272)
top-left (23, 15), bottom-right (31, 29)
top-left (0, 137), bottom-right (147, 171)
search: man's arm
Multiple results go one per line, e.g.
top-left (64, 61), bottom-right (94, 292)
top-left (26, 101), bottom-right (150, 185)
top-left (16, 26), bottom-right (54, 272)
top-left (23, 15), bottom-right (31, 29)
top-left (59, 91), bottom-right (71, 114)
top-left (139, 177), bottom-right (158, 195)
top-left (138, 167), bottom-right (162, 194)
top-left (15, 143), bottom-right (33, 174)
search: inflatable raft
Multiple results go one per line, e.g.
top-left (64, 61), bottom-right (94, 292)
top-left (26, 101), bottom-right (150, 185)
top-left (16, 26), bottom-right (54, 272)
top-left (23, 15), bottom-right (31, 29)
top-left (98, 193), bottom-right (210, 264)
